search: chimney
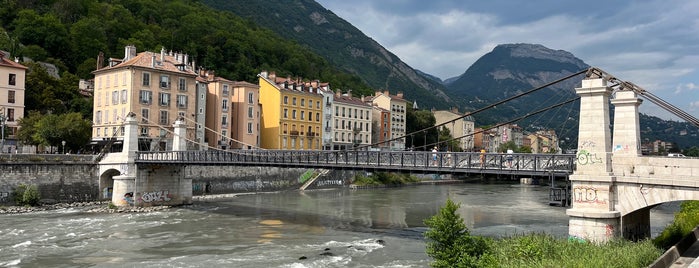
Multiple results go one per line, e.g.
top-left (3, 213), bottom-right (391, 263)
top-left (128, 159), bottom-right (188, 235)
top-left (335, 89), bottom-right (341, 97)
top-left (347, 89), bottom-right (352, 98)
top-left (184, 54), bottom-right (188, 65)
top-left (375, 91), bottom-right (381, 96)
top-left (397, 92), bottom-right (403, 99)
top-left (260, 70), bottom-right (268, 78)
top-left (191, 60), bottom-right (196, 72)
top-left (269, 71), bottom-right (276, 80)
top-left (151, 55), bottom-right (156, 68)
top-left (160, 47), bottom-right (166, 61)
top-left (451, 107), bottom-right (459, 113)
top-left (124, 45), bottom-right (136, 61)
top-left (383, 90), bottom-right (390, 96)
top-left (96, 52), bottom-right (104, 70)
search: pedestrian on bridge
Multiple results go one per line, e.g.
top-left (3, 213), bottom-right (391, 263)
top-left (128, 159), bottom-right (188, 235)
top-left (506, 149), bottom-right (514, 168)
top-left (480, 149), bottom-right (486, 168)
top-left (431, 147), bottom-right (438, 166)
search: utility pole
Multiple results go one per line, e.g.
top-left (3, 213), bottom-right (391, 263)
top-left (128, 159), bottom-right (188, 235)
top-left (0, 108), bottom-right (5, 153)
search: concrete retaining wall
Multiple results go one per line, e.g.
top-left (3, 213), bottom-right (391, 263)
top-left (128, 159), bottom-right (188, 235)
top-left (0, 163), bottom-right (98, 204)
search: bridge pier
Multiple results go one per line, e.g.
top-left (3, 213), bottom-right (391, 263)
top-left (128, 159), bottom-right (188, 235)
top-left (100, 114), bottom-right (191, 207)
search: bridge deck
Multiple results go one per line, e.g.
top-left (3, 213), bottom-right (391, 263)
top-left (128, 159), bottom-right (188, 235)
top-left (134, 150), bottom-right (575, 177)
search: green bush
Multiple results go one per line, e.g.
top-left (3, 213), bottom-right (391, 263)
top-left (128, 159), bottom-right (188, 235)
top-left (13, 184), bottom-right (41, 206)
top-left (654, 201), bottom-right (699, 249)
top-left (352, 172), bottom-right (422, 186)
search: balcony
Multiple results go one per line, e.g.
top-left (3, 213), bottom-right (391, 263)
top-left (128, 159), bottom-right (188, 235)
top-left (306, 132), bottom-right (316, 137)
top-left (290, 130), bottom-right (299, 136)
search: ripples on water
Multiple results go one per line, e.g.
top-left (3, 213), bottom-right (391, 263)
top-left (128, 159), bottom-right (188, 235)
top-left (0, 184), bottom-right (678, 267)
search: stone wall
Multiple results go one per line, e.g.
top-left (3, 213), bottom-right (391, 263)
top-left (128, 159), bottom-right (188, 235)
top-left (188, 166), bottom-right (324, 194)
top-left (0, 163), bottom-right (98, 204)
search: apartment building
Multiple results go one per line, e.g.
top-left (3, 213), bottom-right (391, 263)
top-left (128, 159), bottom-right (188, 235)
top-left (230, 81), bottom-right (260, 149)
top-left (258, 72), bottom-right (324, 150)
top-left (0, 51), bottom-right (27, 153)
top-left (528, 130), bottom-right (559, 153)
top-left (371, 106), bottom-right (391, 150)
top-left (92, 46), bottom-right (200, 151)
top-left (332, 90), bottom-right (372, 150)
top-left (320, 88), bottom-right (334, 150)
top-left (367, 91), bottom-right (407, 150)
top-left (204, 72), bottom-right (233, 149)
top-left (432, 108), bottom-right (475, 151)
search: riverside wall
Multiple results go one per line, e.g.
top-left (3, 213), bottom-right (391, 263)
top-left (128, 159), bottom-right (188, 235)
top-left (0, 156), bottom-right (359, 205)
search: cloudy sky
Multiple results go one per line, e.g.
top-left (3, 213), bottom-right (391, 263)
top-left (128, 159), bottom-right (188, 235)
top-left (315, 0), bottom-right (699, 121)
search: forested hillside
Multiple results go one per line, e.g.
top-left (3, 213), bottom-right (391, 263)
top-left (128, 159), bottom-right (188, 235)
top-left (0, 0), bottom-right (373, 112)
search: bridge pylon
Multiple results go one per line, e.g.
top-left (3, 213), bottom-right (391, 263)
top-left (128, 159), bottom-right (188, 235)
top-left (566, 77), bottom-right (621, 242)
top-left (98, 114), bottom-right (192, 207)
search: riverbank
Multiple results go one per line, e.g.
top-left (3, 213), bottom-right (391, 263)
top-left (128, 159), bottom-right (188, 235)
top-left (0, 201), bottom-right (173, 214)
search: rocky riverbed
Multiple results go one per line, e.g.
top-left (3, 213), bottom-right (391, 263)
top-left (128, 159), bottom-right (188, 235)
top-left (0, 201), bottom-right (173, 214)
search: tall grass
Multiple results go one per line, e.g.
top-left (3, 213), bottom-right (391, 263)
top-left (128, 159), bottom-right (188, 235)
top-left (489, 234), bottom-right (662, 268)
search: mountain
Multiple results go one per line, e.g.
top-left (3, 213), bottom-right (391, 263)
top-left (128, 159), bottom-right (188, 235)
top-left (200, 0), bottom-right (453, 107)
top-left (446, 43), bottom-right (588, 147)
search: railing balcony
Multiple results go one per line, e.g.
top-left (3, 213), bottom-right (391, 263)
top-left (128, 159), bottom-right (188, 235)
top-left (290, 130), bottom-right (299, 136)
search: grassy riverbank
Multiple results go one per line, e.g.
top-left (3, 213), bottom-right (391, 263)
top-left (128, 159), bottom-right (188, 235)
top-left (424, 199), bottom-right (663, 268)
top-left (351, 172), bottom-right (421, 186)
top-left (653, 200), bottom-right (699, 249)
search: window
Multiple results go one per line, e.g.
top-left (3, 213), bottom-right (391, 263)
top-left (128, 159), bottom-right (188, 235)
top-left (222, 84), bottom-right (229, 95)
top-left (283, 123), bottom-right (288, 134)
top-left (247, 122), bottom-right (253, 134)
top-left (142, 73), bottom-right (150, 86)
top-left (113, 108), bottom-right (117, 123)
top-left (105, 110), bottom-right (109, 123)
top-left (104, 91), bottom-right (109, 105)
top-left (178, 78), bottom-right (186, 91)
top-left (222, 99), bottom-right (228, 111)
top-left (222, 115), bottom-right (227, 126)
top-left (248, 107), bottom-right (253, 118)
top-left (6, 108), bottom-right (14, 121)
top-left (8, 73), bottom-right (16, 86)
top-left (97, 93), bottom-right (101, 106)
top-left (7, 91), bottom-right (14, 103)
top-left (283, 96), bottom-right (288, 104)
top-left (335, 106), bottom-right (339, 116)
top-left (159, 110), bottom-right (169, 125)
top-left (159, 93), bottom-right (170, 106)
top-left (300, 111), bottom-right (305, 120)
top-left (177, 95), bottom-right (188, 108)
top-left (95, 111), bottom-right (102, 124)
top-left (112, 91), bottom-right (119, 104)
top-left (121, 90), bottom-right (127, 104)
top-left (97, 128), bottom-right (101, 137)
top-left (140, 127), bottom-right (149, 136)
top-left (292, 97), bottom-right (297, 106)
top-left (308, 100), bottom-right (313, 109)
top-left (301, 99), bottom-right (305, 107)
top-left (141, 109), bottom-right (149, 123)
top-left (317, 101), bottom-right (320, 109)
top-left (316, 112), bottom-right (320, 122)
top-left (292, 110), bottom-right (297, 119)
top-left (160, 75), bottom-right (170, 89)
top-left (139, 90), bottom-right (152, 104)
top-left (283, 108), bottom-right (288, 118)
top-left (248, 92), bottom-right (254, 104)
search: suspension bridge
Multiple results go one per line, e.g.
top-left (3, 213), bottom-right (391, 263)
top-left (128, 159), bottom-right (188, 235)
top-left (96, 67), bottom-right (699, 243)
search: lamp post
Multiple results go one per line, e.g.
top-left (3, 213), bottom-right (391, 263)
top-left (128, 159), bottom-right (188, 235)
top-left (62, 140), bottom-right (66, 154)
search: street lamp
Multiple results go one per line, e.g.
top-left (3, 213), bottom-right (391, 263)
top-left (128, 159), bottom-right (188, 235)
top-left (62, 140), bottom-right (66, 154)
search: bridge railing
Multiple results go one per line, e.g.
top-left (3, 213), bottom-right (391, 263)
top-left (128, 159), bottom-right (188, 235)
top-left (135, 150), bottom-right (576, 175)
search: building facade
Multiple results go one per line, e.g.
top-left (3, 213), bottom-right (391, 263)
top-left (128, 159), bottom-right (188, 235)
top-left (367, 91), bottom-right (407, 150)
top-left (230, 81), bottom-right (260, 149)
top-left (432, 108), bottom-right (475, 151)
top-left (371, 106), bottom-right (391, 150)
top-left (0, 51), bottom-right (27, 153)
top-left (92, 46), bottom-right (200, 151)
top-left (332, 90), bottom-right (372, 150)
top-left (258, 72), bottom-right (324, 150)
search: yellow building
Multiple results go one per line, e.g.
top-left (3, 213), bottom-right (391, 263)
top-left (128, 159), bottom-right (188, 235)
top-left (366, 90), bottom-right (407, 150)
top-left (432, 108), bottom-right (475, 151)
top-left (258, 72), bottom-right (323, 150)
top-left (92, 46), bottom-right (200, 151)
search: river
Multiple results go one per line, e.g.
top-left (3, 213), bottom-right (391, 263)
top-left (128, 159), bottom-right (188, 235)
top-left (0, 183), bottom-right (677, 267)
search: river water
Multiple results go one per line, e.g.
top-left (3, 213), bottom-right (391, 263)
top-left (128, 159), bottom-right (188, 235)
top-left (0, 183), bottom-right (677, 267)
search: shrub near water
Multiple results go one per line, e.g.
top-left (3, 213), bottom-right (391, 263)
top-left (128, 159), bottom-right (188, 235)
top-left (351, 172), bottom-right (420, 186)
top-left (13, 184), bottom-right (41, 206)
top-left (654, 200), bottom-right (699, 249)
top-left (424, 200), bottom-right (663, 268)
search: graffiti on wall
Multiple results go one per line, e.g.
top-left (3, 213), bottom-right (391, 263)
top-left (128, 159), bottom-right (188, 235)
top-left (316, 179), bottom-right (343, 187)
top-left (140, 191), bottom-right (172, 203)
top-left (576, 149), bottom-right (602, 165)
top-left (573, 186), bottom-right (605, 204)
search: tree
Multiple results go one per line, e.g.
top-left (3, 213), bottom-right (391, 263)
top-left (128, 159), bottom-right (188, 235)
top-left (424, 198), bottom-right (494, 267)
top-left (16, 111), bottom-right (42, 150)
top-left (438, 127), bottom-right (462, 152)
top-left (684, 146), bottom-right (699, 157)
top-left (406, 105), bottom-right (437, 150)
